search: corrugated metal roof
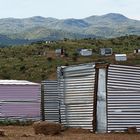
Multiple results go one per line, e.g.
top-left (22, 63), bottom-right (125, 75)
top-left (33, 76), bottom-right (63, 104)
top-left (0, 80), bottom-right (40, 85)
top-left (115, 54), bottom-right (127, 57)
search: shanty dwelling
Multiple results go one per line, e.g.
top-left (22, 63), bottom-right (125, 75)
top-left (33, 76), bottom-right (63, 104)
top-left (56, 63), bottom-right (140, 133)
top-left (0, 80), bottom-right (40, 121)
top-left (100, 48), bottom-right (112, 56)
top-left (115, 54), bottom-right (127, 61)
top-left (55, 48), bottom-right (65, 57)
top-left (134, 49), bottom-right (140, 54)
top-left (79, 49), bottom-right (92, 56)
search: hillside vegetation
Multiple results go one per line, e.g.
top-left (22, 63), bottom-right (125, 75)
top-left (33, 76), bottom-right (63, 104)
top-left (0, 35), bottom-right (139, 82)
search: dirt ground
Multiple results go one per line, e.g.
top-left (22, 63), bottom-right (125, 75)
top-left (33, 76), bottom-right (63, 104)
top-left (0, 126), bottom-right (140, 140)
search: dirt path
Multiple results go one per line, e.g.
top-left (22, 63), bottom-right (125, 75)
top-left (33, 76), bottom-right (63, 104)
top-left (0, 126), bottom-right (140, 140)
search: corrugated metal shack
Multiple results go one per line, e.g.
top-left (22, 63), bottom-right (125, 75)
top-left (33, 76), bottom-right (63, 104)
top-left (115, 54), bottom-right (127, 61)
top-left (42, 63), bottom-right (140, 133)
top-left (100, 48), bottom-right (112, 56)
top-left (79, 49), bottom-right (92, 56)
top-left (0, 80), bottom-right (40, 121)
top-left (134, 49), bottom-right (140, 54)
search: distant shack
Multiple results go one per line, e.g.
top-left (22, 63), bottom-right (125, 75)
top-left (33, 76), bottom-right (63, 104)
top-left (134, 49), bottom-right (140, 54)
top-left (55, 48), bottom-right (65, 57)
top-left (115, 54), bottom-right (127, 61)
top-left (79, 49), bottom-right (92, 56)
top-left (100, 48), bottom-right (112, 56)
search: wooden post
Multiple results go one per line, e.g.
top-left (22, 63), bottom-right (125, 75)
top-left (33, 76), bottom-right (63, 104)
top-left (41, 82), bottom-right (45, 121)
top-left (92, 66), bottom-right (99, 133)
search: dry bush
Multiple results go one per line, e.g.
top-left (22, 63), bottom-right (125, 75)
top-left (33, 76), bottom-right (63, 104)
top-left (0, 129), bottom-right (5, 137)
top-left (33, 121), bottom-right (61, 135)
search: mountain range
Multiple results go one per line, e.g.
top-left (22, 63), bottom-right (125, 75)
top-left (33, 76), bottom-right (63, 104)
top-left (0, 13), bottom-right (140, 45)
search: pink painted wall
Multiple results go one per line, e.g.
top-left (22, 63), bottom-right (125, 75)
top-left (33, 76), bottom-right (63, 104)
top-left (0, 85), bottom-right (40, 101)
top-left (0, 102), bottom-right (40, 117)
top-left (0, 84), bottom-right (41, 119)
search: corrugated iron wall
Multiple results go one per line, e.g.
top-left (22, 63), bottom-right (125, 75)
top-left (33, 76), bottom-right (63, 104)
top-left (41, 81), bottom-right (59, 122)
top-left (107, 64), bottom-right (140, 132)
top-left (41, 63), bottom-right (140, 133)
top-left (57, 63), bottom-right (95, 130)
top-left (0, 85), bottom-right (40, 121)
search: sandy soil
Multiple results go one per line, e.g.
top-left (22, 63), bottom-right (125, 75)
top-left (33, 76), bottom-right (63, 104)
top-left (0, 126), bottom-right (140, 140)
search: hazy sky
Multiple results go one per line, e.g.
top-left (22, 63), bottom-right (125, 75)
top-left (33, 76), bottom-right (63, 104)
top-left (0, 0), bottom-right (139, 20)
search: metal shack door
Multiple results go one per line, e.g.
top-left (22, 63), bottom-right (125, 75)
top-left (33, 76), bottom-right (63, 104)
top-left (58, 63), bottom-right (95, 130)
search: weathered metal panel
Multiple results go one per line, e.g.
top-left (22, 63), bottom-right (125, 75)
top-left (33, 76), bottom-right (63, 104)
top-left (42, 81), bottom-right (59, 122)
top-left (107, 64), bottom-right (140, 132)
top-left (96, 68), bottom-right (107, 133)
top-left (0, 81), bottom-right (40, 121)
top-left (58, 63), bottom-right (95, 130)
